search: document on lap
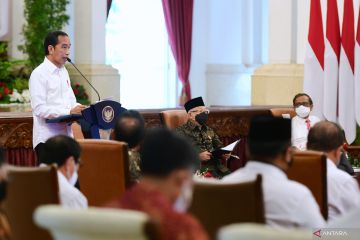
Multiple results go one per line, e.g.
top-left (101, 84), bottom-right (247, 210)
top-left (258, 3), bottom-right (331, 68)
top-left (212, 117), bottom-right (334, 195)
top-left (211, 139), bottom-right (240, 158)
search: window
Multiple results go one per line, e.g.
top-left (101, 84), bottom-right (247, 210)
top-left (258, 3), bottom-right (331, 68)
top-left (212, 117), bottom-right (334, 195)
top-left (106, 0), bottom-right (178, 109)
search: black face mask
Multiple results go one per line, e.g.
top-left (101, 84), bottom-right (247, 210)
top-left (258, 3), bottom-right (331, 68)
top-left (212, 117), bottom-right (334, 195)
top-left (0, 181), bottom-right (7, 202)
top-left (195, 112), bottom-right (209, 125)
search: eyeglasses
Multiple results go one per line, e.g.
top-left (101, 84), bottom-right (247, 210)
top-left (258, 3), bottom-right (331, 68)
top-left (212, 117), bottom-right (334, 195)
top-left (189, 109), bottom-right (210, 115)
top-left (294, 102), bottom-right (311, 108)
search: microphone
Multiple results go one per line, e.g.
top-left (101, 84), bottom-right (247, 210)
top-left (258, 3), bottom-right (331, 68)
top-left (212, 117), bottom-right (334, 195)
top-left (67, 57), bottom-right (101, 102)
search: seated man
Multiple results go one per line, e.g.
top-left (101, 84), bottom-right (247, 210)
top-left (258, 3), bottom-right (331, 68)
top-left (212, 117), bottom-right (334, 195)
top-left (175, 97), bottom-right (229, 178)
top-left (223, 116), bottom-right (325, 229)
top-left (307, 121), bottom-right (360, 221)
top-left (107, 128), bottom-right (208, 240)
top-left (292, 93), bottom-right (354, 175)
top-left (291, 93), bottom-right (320, 151)
top-left (40, 135), bottom-right (88, 209)
top-left (113, 110), bottom-right (145, 184)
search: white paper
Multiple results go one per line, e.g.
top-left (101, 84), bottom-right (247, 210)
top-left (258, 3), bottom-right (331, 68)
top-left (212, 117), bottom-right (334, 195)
top-left (221, 139), bottom-right (240, 152)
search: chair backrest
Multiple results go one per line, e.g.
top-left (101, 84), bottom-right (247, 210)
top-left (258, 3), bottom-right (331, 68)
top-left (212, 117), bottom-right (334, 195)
top-left (160, 110), bottom-right (188, 129)
top-left (269, 108), bottom-right (296, 119)
top-left (3, 165), bottom-right (59, 240)
top-left (189, 175), bottom-right (265, 239)
top-left (287, 150), bottom-right (328, 219)
top-left (217, 223), bottom-right (312, 240)
top-left (34, 205), bottom-right (161, 240)
top-left (77, 139), bottom-right (130, 206)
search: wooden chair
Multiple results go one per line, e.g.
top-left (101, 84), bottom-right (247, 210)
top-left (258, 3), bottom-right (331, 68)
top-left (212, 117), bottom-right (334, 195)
top-left (77, 139), bottom-right (130, 206)
top-left (160, 110), bottom-right (188, 129)
top-left (34, 205), bottom-right (161, 240)
top-left (189, 175), bottom-right (265, 239)
top-left (269, 108), bottom-right (296, 119)
top-left (287, 150), bottom-right (328, 219)
top-left (3, 165), bottom-right (59, 240)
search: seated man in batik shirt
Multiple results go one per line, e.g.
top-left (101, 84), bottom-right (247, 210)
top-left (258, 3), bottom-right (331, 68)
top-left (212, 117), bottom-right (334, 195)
top-left (175, 97), bottom-right (230, 179)
top-left (113, 110), bottom-right (145, 184)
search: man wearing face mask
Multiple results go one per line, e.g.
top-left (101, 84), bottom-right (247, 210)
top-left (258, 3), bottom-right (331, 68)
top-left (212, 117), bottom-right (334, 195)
top-left (223, 116), bottom-right (325, 229)
top-left (107, 128), bottom-right (208, 240)
top-left (307, 121), bottom-right (360, 221)
top-left (175, 97), bottom-right (230, 179)
top-left (291, 93), bottom-right (320, 151)
top-left (40, 135), bottom-right (88, 209)
top-left (0, 148), bottom-right (11, 240)
top-left (292, 93), bottom-right (354, 175)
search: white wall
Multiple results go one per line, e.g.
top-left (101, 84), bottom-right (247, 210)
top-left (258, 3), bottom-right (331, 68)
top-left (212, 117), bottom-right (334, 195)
top-left (6, 0), bottom-right (330, 107)
top-left (190, 0), bottom-right (267, 106)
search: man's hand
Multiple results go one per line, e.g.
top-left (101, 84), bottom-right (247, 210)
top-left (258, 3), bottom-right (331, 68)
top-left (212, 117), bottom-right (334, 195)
top-left (221, 153), bottom-right (231, 161)
top-left (199, 151), bottom-right (212, 161)
top-left (70, 105), bottom-right (87, 114)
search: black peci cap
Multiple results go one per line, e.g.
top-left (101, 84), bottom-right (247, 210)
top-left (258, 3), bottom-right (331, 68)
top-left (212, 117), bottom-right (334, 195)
top-left (184, 97), bottom-right (205, 112)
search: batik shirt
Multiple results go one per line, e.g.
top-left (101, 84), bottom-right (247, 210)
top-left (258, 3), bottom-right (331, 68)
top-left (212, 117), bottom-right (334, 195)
top-left (175, 120), bottom-right (229, 178)
top-left (106, 182), bottom-right (209, 240)
top-left (128, 150), bottom-right (141, 183)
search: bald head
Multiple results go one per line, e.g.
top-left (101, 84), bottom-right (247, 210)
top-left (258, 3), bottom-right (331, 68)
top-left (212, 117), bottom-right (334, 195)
top-left (114, 110), bottom-right (145, 149)
top-left (307, 121), bottom-right (344, 152)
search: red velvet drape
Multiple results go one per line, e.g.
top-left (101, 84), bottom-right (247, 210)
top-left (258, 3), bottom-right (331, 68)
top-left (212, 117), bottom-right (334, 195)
top-left (6, 148), bottom-right (37, 167)
top-left (162, 0), bottom-right (193, 105)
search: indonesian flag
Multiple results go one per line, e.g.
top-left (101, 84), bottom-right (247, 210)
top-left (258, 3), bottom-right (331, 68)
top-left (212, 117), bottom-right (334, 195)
top-left (323, 0), bottom-right (340, 122)
top-left (339, 0), bottom-right (356, 144)
top-left (355, 6), bottom-right (360, 125)
top-left (304, 0), bottom-right (325, 119)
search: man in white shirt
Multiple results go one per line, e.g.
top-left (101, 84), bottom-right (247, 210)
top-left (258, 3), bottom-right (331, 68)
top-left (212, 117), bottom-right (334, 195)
top-left (291, 93), bottom-right (354, 175)
top-left (29, 31), bottom-right (86, 162)
top-left (307, 121), bottom-right (360, 221)
top-left (291, 93), bottom-right (320, 151)
top-left (223, 116), bottom-right (325, 229)
top-left (41, 135), bottom-right (88, 209)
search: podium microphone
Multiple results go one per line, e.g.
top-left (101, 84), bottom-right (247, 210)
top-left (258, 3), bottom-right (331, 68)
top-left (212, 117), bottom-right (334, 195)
top-left (67, 57), bottom-right (101, 102)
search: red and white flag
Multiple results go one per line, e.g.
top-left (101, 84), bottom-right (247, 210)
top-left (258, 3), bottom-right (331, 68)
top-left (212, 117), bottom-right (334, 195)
top-left (323, 0), bottom-right (340, 122)
top-left (339, 0), bottom-right (356, 144)
top-left (355, 6), bottom-right (360, 125)
top-left (304, 0), bottom-right (325, 119)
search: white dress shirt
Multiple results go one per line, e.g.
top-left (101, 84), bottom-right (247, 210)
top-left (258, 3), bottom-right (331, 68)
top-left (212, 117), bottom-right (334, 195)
top-left (29, 57), bottom-right (78, 148)
top-left (223, 161), bottom-right (325, 229)
top-left (327, 159), bottom-right (360, 221)
top-left (57, 171), bottom-right (88, 209)
top-left (291, 115), bottom-right (320, 150)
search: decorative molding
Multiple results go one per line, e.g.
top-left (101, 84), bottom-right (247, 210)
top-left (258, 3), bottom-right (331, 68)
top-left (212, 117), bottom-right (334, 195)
top-left (0, 123), bottom-right (32, 148)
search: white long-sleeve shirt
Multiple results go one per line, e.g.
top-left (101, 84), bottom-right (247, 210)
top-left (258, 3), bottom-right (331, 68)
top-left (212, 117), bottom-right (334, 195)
top-left (222, 161), bottom-right (325, 229)
top-left (29, 57), bottom-right (78, 148)
top-left (327, 159), bottom-right (360, 221)
top-left (291, 115), bottom-right (320, 150)
top-left (57, 171), bottom-right (88, 209)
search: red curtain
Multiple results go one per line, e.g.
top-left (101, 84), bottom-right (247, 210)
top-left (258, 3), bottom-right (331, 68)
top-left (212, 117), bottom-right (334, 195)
top-left (6, 148), bottom-right (37, 167)
top-left (162, 0), bottom-right (193, 105)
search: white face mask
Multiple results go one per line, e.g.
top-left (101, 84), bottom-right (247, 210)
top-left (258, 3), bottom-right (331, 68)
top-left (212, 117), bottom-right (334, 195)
top-left (69, 171), bottom-right (78, 186)
top-left (295, 105), bottom-right (311, 118)
top-left (173, 181), bottom-right (193, 213)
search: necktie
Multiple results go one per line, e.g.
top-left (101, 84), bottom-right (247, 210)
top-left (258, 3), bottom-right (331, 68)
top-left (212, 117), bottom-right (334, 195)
top-left (305, 119), bottom-right (311, 130)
